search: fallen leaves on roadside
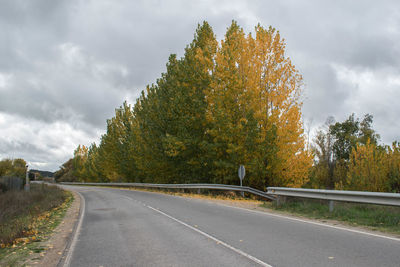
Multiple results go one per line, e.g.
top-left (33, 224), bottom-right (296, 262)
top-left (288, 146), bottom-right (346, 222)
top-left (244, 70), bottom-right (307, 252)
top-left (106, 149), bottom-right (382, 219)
top-left (1, 194), bottom-right (72, 249)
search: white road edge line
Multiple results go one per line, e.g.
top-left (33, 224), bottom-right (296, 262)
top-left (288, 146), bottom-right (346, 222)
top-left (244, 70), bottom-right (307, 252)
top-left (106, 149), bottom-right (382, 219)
top-left (123, 189), bottom-right (400, 242)
top-left (210, 202), bottom-right (400, 242)
top-left (91, 187), bottom-right (400, 242)
top-left (63, 191), bottom-right (86, 267)
top-left (145, 204), bottom-right (272, 267)
top-left (115, 188), bottom-right (400, 242)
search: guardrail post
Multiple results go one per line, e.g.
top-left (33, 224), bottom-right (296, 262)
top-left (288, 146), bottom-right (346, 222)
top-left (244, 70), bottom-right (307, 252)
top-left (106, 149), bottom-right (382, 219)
top-left (240, 179), bottom-right (244, 197)
top-left (197, 188), bottom-right (201, 194)
top-left (329, 200), bottom-right (335, 212)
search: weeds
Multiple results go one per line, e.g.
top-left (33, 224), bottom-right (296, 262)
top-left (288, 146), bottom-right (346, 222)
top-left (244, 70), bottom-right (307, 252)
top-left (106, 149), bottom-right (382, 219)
top-left (0, 183), bottom-right (68, 246)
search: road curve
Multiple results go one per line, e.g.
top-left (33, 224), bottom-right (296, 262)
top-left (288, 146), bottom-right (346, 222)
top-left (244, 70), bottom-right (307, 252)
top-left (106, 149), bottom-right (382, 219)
top-left (62, 186), bottom-right (400, 267)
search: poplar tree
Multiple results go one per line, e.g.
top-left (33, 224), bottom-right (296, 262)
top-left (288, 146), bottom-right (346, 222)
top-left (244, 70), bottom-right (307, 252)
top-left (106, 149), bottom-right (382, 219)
top-left (134, 22), bottom-right (217, 183)
top-left (387, 142), bottom-right (400, 192)
top-left (205, 21), bottom-right (311, 188)
top-left (69, 21), bottom-right (313, 189)
top-left (83, 143), bottom-right (102, 182)
top-left (73, 145), bottom-right (88, 181)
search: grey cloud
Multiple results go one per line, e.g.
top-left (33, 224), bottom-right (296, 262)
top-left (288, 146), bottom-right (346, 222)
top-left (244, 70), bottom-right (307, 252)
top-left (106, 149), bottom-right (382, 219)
top-left (0, 41), bottom-right (132, 128)
top-left (301, 63), bottom-right (352, 121)
top-left (0, 0), bottom-right (399, 170)
top-left (0, 138), bottom-right (61, 171)
top-left (0, 140), bottom-right (43, 156)
top-left (246, 0), bottom-right (400, 140)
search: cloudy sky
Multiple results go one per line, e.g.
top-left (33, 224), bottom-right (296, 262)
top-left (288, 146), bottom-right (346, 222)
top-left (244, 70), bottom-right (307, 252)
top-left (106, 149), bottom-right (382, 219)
top-left (1, 0), bottom-right (399, 171)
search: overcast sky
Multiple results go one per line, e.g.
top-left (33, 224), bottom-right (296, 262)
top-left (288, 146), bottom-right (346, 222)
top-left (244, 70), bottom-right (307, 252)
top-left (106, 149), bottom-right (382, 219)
top-left (1, 0), bottom-right (399, 171)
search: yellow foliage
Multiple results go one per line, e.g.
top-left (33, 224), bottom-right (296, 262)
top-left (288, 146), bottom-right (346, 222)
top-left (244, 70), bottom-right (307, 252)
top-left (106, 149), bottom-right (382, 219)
top-left (205, 22), bottom-right (312, 187)
top-left (70, 21), bottom-right (313, 189)
top-left (345, 140), bottom-right (389, 192)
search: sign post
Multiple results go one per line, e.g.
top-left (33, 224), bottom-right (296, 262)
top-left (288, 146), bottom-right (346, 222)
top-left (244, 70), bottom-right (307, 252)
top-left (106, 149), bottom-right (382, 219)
top-left (24, 165), bottom-right (30, 192)
top-left (238, 165), bottom-right (245, 197)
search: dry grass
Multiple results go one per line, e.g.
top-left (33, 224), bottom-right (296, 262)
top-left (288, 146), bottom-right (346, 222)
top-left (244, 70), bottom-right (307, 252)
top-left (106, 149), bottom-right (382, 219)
top-left (265, 198), bottom-right (400, 234)
top-left (0, 183), bottom-right (68, 246)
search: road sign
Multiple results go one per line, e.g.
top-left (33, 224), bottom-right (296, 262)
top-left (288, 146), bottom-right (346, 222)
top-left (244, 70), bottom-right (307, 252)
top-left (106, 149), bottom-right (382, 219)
top-left (238, 165), bottom-right (245, 180)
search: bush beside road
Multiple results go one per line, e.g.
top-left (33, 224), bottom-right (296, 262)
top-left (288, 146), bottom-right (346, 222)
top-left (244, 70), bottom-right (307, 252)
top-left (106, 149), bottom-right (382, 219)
top-left (0, 183), bottom-right (72, 266)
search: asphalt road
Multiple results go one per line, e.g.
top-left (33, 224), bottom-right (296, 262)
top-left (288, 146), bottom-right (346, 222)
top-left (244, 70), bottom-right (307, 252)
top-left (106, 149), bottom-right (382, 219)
top-left (62, 186), bottom-right (400, 267)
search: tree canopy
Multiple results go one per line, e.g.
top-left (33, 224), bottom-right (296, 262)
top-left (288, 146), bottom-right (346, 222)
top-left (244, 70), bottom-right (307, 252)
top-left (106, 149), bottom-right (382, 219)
top-left (61, 21), bottom-right (312, 190)
top-left (56, 21), bottom-right (400, 193)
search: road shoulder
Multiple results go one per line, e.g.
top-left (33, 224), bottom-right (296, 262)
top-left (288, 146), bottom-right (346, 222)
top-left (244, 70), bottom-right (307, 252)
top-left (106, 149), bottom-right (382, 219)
top-left (24, 189), bottom-right (81, 266)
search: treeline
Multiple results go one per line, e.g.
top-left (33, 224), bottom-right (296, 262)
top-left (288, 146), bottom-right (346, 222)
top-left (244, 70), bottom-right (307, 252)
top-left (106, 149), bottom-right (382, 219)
top-left (55, 21), bottom-right (400, 193)
top-left (30, 169), bottom-right (54, 178)
top-left (0, 158), bottom-right (27, 192)
top-left (309, 114), bottom-right (400, 192)
top-left (0, 158), bottom-right (27, 179)
top-left (55, 21), bottom-right (312, 189)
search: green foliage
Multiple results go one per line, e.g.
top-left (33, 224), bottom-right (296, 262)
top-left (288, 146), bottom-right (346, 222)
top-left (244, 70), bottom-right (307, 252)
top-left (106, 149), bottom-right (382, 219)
top-left (54, 21), bottom-right (399, 194)
top-left (310, 114), bottom-right (399, 192)
top-left (132, 22), bottom-right (217, 184)
top-left (54, 159), bottom-right (76, 182)
top-left (0, 159), bottom-right (13, 177)
top-left (0, 158), bottom-right (27, 179)
top-left (329, 113), bottom-right (380, 161)
top-left (387, 142), bottom-right (400, 192)
top-left (63, 21), bottom-right (313, 189)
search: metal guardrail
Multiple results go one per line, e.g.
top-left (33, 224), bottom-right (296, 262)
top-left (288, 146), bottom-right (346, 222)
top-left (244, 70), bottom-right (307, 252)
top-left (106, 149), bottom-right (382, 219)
top-left (267, 187), bottom-right (400, 207)
top-left (60, 182), bottom-right (276, 201)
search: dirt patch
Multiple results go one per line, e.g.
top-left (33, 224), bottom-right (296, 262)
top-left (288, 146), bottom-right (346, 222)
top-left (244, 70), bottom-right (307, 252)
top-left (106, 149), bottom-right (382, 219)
top-left (23, 190), bottom-right (81, 267)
